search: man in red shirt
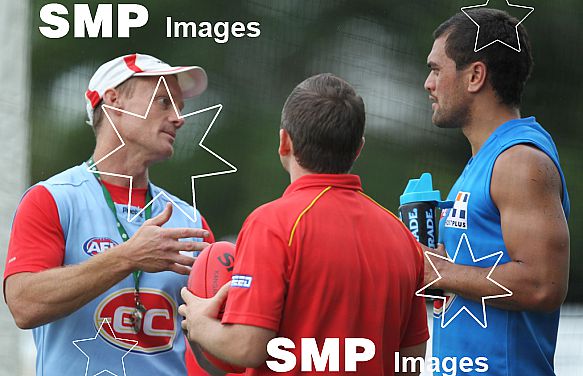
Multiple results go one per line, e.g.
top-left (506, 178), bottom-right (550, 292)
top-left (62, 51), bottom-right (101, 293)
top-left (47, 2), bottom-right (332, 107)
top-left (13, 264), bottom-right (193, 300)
top-left (180, 73), bottom-right (428, 375)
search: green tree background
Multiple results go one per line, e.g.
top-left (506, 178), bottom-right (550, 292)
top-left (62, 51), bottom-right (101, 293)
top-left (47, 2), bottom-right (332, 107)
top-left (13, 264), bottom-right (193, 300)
top-left (29, 0), bottom-right (582, 300)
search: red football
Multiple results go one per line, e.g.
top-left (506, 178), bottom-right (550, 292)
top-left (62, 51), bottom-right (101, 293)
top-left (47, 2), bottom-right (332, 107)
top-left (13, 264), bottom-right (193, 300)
top-left (187, 241), bottom-right (245, 374)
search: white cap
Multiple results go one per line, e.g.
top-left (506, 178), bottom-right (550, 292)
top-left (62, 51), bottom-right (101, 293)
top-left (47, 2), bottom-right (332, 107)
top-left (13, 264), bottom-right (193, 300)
top-left (85, 53), bottom-right (208, 125)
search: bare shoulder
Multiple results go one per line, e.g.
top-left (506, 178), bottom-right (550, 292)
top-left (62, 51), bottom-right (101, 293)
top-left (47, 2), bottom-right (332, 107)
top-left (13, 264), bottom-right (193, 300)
top-left (491, 144), bottom-right (562, 206)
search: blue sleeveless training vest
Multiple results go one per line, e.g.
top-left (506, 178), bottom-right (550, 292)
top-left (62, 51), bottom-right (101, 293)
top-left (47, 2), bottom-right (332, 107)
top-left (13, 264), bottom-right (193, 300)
top-left (433, 117), bottom-right (570, 376)
top-left (32, 163), bottom-right (203, 376)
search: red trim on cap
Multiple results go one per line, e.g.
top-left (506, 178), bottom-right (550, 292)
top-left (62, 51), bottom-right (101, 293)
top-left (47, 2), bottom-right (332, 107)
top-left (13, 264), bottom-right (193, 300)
top-left (124, 54), bottom-right (143, 73)
top-left (139, 66), bottom-right (186, 74)
top-left (85, 90), bottom-right (101, 108)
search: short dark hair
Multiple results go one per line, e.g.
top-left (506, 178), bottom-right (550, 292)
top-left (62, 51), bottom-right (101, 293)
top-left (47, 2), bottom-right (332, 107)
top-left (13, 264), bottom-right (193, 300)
top-left (434, 8), bottom-right (533, 107)
top-left (281, 73), bottom-right (365, 174)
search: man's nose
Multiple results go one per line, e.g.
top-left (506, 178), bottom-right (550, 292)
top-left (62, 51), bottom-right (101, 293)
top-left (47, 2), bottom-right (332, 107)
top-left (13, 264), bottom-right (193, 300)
top-left (170, 112), bottom-right (185, 128)
top-left (424, 74), bottom-right (434, 93)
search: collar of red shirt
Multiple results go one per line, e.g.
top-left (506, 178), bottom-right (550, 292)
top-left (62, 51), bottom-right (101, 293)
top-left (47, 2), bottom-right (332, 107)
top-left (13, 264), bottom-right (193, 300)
top-left (101, 179), bottom-right (148, 207)
top-left (283, 174), bottom-right (362, 197)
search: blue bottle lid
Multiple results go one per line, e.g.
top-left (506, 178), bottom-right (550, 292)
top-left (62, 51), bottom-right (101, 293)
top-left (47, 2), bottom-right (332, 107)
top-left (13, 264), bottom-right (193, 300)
top-left (400, 172), bottom-right (453, 208)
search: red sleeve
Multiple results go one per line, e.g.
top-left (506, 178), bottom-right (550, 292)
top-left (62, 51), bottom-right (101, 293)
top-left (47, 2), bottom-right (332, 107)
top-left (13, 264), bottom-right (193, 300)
top-left (221, 213), bottom-right (288, 331)
top-left (200, 215), bottom-right (215, 243)
top-left (3, 186), bottom-right (65, 289)
top-left (400, 241), bottom-right (430, 347)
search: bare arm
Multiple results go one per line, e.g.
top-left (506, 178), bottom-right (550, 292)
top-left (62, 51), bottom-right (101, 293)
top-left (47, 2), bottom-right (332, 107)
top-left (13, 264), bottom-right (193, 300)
top-left (425, 145), bottom-right (569, 311)
top-left (5, 203), bottom-right (210, 329)
top-left (191, 342), bottom-right (228, 376)
top-left (190, 320), bottom-right (275, 368)
top-left (179, 285), bottom-right (276, 368)
top-left (396, 343), bottom-right (426, 376)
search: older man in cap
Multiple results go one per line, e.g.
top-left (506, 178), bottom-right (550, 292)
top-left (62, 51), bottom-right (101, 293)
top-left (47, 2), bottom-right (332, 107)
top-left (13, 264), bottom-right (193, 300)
top-left (4, 53), bottom-right (215, 375)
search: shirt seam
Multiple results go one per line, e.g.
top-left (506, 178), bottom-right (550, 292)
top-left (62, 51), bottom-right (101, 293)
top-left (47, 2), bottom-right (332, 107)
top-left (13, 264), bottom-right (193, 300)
top-left (287, 186), bottom-right (332, 247)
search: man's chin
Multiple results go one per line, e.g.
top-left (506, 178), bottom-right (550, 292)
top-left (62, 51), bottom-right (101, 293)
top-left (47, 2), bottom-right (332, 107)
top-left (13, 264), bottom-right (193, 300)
top-left (432, 113), bottom-right (459, 129)
top-left (151, 149), bottom-right (174, 164)
top-left (433, 121), bottom-right (448, 129)
top-left (431, 113), bottom-right (445, 128)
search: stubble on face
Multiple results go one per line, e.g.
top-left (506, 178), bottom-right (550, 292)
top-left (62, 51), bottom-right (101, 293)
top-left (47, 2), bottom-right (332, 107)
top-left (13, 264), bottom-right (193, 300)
top-left (426, 36), bottom-right (472, 130)
top-left (432, 79), bottom-right (472, 130)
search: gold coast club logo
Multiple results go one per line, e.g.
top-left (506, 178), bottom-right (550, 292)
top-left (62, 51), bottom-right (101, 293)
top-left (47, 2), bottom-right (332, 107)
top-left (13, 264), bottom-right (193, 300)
top-left (94, 288), bottom-right (177, 354)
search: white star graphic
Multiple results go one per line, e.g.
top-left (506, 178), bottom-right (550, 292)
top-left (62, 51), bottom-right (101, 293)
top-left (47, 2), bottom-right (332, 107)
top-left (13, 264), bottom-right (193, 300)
top-left (87, 76), bottom-right (237, 223)
top-left (461, 0), bottom-right (534, 52)
top-left (416, 233), bottom-right (513, 328)
top-left (72, 319), bottom-right (138, 376)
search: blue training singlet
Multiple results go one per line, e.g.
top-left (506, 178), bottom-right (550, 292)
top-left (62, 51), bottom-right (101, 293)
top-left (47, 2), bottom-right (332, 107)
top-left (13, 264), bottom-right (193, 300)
top-left (433, 117), bottom-right (570, 375)
top-left (32, 163), bottom-right (204, 376)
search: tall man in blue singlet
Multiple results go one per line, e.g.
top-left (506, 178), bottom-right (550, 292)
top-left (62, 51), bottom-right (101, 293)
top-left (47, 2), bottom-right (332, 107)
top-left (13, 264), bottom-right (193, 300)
top-left (422, 9), bottom-right (570, 375)
top-left (3, 54), bottom-right (215, 375)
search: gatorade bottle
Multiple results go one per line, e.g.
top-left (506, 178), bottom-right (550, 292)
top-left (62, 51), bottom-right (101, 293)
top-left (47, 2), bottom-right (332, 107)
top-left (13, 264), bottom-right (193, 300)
top-left (399, 173), bottom-right (452, 297)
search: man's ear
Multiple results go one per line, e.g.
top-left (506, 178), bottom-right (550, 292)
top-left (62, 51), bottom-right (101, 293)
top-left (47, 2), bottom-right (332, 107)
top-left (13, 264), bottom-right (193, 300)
top-left (102, 88), bottom-right (119, 107)
top-left (101, 88), bottom-right (124, 122)
top-left (278, 129), bottom-right (293, 157)
top-left (467, 61), bottom-right (487, 94)
top-left (355, 137), bottom-right (365, 160)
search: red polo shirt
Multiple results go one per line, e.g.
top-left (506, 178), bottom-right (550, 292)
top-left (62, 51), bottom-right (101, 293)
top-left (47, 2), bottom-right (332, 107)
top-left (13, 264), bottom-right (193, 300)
top-left (222, 174), bottom-right (428, 375)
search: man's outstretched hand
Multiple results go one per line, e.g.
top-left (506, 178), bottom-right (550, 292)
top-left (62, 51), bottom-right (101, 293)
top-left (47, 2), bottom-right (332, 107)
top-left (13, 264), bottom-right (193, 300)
top-left (119, 202), bottom-right (211, 275)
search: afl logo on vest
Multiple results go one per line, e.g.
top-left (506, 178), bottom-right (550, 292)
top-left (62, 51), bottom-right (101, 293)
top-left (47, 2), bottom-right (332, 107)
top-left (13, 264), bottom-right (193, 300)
top-left (94, 288), bottom-right (177, 354)
top-left (82, 237), bottom-right (119, 256)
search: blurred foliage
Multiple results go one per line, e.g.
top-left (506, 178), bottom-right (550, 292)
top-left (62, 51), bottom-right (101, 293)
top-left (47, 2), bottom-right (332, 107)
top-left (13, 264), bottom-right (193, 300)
top-left (29, 0), bottom-right (582, 300)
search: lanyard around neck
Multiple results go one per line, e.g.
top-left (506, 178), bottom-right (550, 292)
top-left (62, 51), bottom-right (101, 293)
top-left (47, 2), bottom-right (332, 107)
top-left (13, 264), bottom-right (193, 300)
top-left (87, 158), bottom-right (152, 292)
